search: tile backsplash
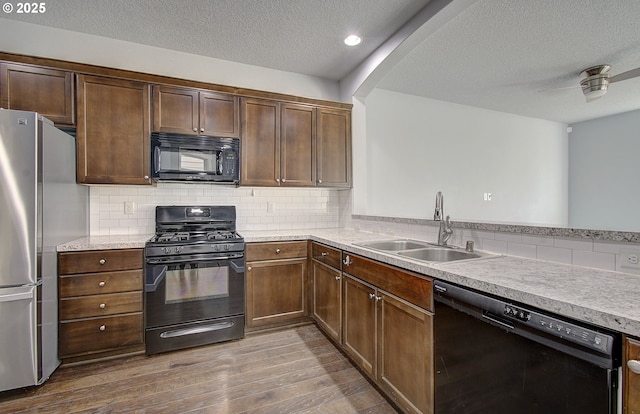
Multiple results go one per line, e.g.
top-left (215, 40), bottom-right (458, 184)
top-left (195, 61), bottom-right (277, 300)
top-left (89, 183), bottom-right (349, 235)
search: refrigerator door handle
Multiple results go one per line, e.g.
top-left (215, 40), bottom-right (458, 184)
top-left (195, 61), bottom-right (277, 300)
top-left (0, 290), bottom-right (33, 303)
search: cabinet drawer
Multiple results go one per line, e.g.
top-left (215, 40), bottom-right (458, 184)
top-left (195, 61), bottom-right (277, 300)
top-left (246, 241), bottom-right (308, 261)
top-left (311, 242), bottom-right (341, 270)
top-left (59, 313), bottom-right (143, 356)
top-left (59, 270), bottom-right (143, 298)
top-left (60, 292), bottom-right (143, 320)
top-left (58, 249), bottom-right (143, 274)
top-left (343, 253), bottom-right (433, 311)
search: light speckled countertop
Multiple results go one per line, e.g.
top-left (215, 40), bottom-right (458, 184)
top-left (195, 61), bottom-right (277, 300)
top-left (58, 228), bottom-right (640, 337)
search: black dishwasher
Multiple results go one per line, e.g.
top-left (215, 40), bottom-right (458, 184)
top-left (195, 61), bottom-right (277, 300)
top-left (434, 280), bottom-right (621, 414)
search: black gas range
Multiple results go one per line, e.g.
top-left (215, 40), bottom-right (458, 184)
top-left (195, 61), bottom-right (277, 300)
top-left (144, 206), bottom-right (245, 355)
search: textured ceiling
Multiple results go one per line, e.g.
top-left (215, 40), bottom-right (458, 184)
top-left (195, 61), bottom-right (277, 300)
top-left (378, 0), bottom-right (640, 123)
top-left (5, 0), bottom-right (640, 123)
top-left (4, 0), bottom-right (431, 80)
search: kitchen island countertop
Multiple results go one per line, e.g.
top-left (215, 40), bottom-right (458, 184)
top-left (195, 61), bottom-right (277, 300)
top-left (58, 228), bottom-right (640, 337)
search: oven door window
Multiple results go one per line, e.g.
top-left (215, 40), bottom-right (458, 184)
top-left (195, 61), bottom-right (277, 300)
top-left (165, 265), bottom-right (228, 304)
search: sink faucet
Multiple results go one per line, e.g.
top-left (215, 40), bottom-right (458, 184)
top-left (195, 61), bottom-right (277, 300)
top-left (434, 191), bottom-right (453, 246)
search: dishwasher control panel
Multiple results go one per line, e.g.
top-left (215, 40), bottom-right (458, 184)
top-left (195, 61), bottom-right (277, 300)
top-left (503, 303), bottom-right (613, 354)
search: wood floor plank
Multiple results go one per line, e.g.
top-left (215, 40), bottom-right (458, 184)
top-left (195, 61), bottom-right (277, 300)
top-left (0, 325), bottom-right (397, 414)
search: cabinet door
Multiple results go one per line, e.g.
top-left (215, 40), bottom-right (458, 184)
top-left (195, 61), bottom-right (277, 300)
top-left (240, 98), bottom-right (280, 186)
top-left (312, 260), bottom-right (342, 343)
top-left (281, 103), bottom-right (316, 186)
top-left (200, 91), bottom-right (239, 137)
top-left (317, 107), bottom-right (351, 187)
top-left (152, 85), bottom-right (198, 134)
top-left (76, 75), bottom-right (151, 184)
top-left (342, 274), bottom-right (377, 378)
top-left (246, 258), bottom-right (307, 327)
top-left (625, 336), bottom-right (640, 414)
top-left (378, 291), bottom-right (434, 414)
top-left (0, 62), bottom-right (74, 125)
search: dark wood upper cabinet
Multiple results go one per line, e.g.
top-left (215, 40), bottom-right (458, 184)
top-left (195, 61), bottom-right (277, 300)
top-left (0, 62), bottom-right (75, 125)
top-left (317, 107), bottom-right (351, 188)
top-left (240, 97), bottom-right (280, 186)
top-left (76, 74), bottom-right (151, 185)
top-left (152, 85), bottom-right (239, 137)
top-left (240, 98), bottom-right (317, 187)
top-left (281, 103), bottom-right (316, 186)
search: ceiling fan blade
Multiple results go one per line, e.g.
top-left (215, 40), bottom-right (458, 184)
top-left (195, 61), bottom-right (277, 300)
top-left (610, 67), bottom-right (640, 83)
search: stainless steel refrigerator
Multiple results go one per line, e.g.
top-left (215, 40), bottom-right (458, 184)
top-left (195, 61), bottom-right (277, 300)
top-left (0, 109), bottom-right (87, 392)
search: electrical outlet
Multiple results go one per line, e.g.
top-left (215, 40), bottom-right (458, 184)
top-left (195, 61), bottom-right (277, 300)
top-left (620, 249), bottom-right (640, 270)
top-left (483, 193), bottom-right (493, 201)
top-left (124, 201), bottom-right (135, 215)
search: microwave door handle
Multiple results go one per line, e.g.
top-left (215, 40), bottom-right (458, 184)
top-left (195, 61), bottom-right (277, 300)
top-left (217, 151), bottom-right (224, 175)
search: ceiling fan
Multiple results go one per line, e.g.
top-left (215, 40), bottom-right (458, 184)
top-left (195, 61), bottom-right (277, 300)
top-left (577, 64), bottom-right (640, 102)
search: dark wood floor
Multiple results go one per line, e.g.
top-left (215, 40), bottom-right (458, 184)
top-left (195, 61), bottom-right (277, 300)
top-left (0, 325), bottom-right (397, 413)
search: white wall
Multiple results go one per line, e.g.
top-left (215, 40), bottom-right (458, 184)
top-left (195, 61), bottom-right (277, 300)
top-left (569, 109), bottom-right (640, 232)
top-left (361, 88), bottom-right (569, 226)
top-left (0, 18), bottom-right (340, 102)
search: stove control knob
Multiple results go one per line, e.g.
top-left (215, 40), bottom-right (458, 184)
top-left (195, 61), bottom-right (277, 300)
top-left (224, 244), bottom-right (230, 251)
top-left (214, 245), bottom-right (220, 251)
top-left (163, 247), bottom-right (172, 254)
top-left (174, 246), bottom-right (182, 254)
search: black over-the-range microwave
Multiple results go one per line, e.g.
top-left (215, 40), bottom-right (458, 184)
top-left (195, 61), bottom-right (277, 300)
top-left (151, 133), bottom-right (240, 183)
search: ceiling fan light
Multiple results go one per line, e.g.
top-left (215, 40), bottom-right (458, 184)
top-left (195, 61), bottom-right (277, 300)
top-left (580, 75), bottom-right (609, 101)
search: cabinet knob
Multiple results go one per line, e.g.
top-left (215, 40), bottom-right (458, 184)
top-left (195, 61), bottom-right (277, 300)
top-left (99, 258), bottom-right (106, 265)
top-left (282, 179), bottom-right (286, 183)
top-left (99, 325), bottom-right (106, 332)
top-left (318, 179), bottom-right (322, 184)
top-left (200, 128), bottom-right (205, 132)
top-left (98, 281), bottom-right (106, 287)
top-left (247, 266), bottom-right (252, 271)
top-left (144, 175), bottom-right (150, 180)
top-left (368, 292), bottom-right (376, 300)
top-left (629, 360), bottom-right (640, 374)
top-left (193, 128), bottom-right (197, 132)
top-left (276, 178), bottom-right (280, 183)
top-left (321, 252), bottom-right (328, 257)
top-left (275, 248), bottom-right (281, 254)
top-left (335, 275), bottom-right (341, 281)
top-left (99, 303), bottom-right (106, 309)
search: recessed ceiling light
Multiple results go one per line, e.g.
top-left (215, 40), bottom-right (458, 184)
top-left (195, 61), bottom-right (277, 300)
top-left (344, 35), bottom-right (362, 46)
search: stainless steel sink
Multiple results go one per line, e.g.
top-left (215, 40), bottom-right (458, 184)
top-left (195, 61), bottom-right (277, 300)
top-left (354, 238), bottom-right (497, 263)
top-left (355, 239), bottom-right (437, 251)
top-left (397, 248), bottom-right (481, 262)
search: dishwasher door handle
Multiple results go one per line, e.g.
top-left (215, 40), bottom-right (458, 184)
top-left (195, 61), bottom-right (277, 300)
top-left (482, 312), bottom-right (515, 330)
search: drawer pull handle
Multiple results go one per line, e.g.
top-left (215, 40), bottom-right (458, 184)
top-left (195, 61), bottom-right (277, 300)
top-left (629, 360), bottom-right (640, 374)
top-left (99, 325), bottom-right (106, 332)
top-left (99, 259), bottom-right (106, 265)
top-left (321, 252), bottom-right (328, 257)
top-left (275, 248), bottom-right (281, 254)
top-left (98, 281), bottom-right (106, 287)
top-left (343, 255), bottom-right (352, 266)
top-left (99, 303), bottom-right (106, 309)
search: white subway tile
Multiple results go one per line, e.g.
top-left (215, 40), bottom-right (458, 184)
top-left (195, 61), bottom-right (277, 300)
top-left (572, 250), bottom-right (616, 271)
top-left (537, 246), bottom-right (572, 264)
top-left (495, 232), bottom-right (522, 243)
top-left (521, 234), bottom-right (554, 247)
top-left (507, 243), bottom-right (537, 259)
top-left (482, 239), bottom-right (508, 254)
top-left (554, 237), bottom-right (593, 251)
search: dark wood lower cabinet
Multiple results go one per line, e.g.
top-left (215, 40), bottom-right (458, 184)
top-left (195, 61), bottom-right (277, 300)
top-left (340, 253), bottom-right (434, 414)
top-left (625, 336), bottom-right (640, 414)
top-left (245, 241), bottom-right (310, 329)
top-left (57, 249), bottom-right (145, 362)
top-left (312, 259), bottom-right (342, 343)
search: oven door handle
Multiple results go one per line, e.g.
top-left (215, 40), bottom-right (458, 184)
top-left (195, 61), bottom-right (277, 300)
top-left (146, 255), bottom-right (242, 265)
